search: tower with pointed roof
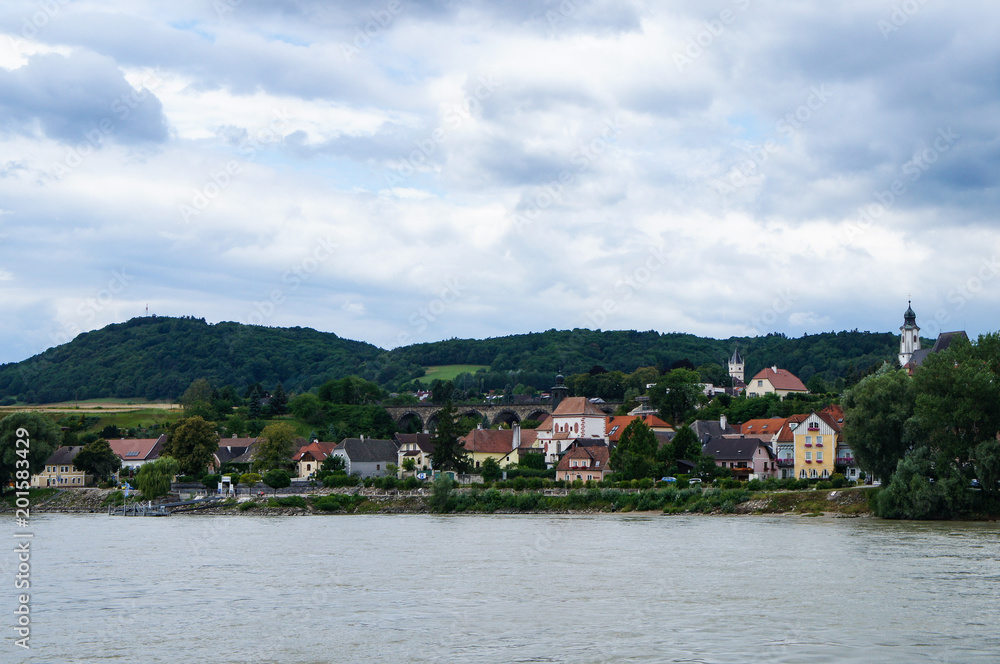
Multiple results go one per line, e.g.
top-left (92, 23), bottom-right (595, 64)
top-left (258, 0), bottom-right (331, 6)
top-left (898, 301), bottom-right (921, 367)
top-left (728, 345), bottom-right (745, 383)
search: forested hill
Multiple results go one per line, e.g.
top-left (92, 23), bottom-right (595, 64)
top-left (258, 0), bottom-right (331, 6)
top-left (0, 316), bottom-right (392, 403)
top-left (0, 317), bottom-right (902, 403)
top-left (389, 328), bottom-right (901, 386)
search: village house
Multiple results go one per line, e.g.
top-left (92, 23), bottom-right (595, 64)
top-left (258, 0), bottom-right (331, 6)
top-left (745, 366), bottom-right (808, 399)
top-left (211, 436), bottom-right (257, 472)
top-left (534, 397), bottom-right (609, 466)
top-left (31, 446), bottom-right (93, 488)
top-left (460, 424), bottom-right (540, 469)
top-left (331, 437), bottom-right (399, 478)
top-left (293, 440), bottom-right (337, 479)
top-left (792, 406), bottom-right (846, 480)
top-left (605, 414), bottom-right (673, 444)
top-left (702, 436), bottom-right (777, 480)
top-left (555, 444), bottom-right (611, 482)
top-left (395, 433), bottom-right (435, 474)
top-left (109, 435), bottom-right (167, 471)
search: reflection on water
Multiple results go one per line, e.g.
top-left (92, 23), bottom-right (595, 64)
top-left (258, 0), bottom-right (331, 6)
top-left (4, 514), bottom-right (999, 663)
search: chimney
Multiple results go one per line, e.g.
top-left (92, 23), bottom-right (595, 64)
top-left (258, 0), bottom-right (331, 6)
top-left (513, 422), bottom-right (521, 450)
top-left (720, 414), bottom-right (727, 431)
top-left (772, 365), bottom-right (778, 373)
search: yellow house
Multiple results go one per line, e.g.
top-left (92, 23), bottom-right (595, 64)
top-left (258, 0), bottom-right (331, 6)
top-left (793, 409), bottom-right (841, 480)
top-left (395, 433), bottom-right (435, 474)
top-left (31, 446), bottom-right (93, 488)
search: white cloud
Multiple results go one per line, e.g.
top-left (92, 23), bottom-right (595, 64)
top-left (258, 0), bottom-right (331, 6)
top-left (0, 1), bottom-right (999, 362)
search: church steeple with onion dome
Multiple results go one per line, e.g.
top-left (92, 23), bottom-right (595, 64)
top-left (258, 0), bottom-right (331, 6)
top-left (899, 301), bottom-right (921, 366)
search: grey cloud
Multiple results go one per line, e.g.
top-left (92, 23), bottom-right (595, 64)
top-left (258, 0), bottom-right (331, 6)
top-left (0, 51), bottom-right (168, 144)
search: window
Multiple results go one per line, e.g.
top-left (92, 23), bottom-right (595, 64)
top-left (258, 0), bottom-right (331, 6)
top-left (821, 469), bottom-right (829, 478)
top-left (811, 469), bottom-right (817, 478)
top-left (805, 451), bottom-right (812, 461)
top-left (800, 470), bottom-right (806, 478)
top-left (816, 451), bottom-right (823, 462)
top-left (757, 380), bottom-right (763, 387)
top-left (376, 464), bottom-right (381, 470)
top-left (805, 436), bottom-right (812, 446)
top-left (816, 435), bottom-right (823, 447)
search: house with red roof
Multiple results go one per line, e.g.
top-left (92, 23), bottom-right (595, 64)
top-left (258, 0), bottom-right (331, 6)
top-left (555, 445), bottom-right (611, 483)
top-left (745, 366), bottom-right (808, 399)
top-left (605, 414), bottom-right (673, 444)
top-left (293, 440), bottom-right (338, 478)
top-left (109, 435), bottom-right (167, 470)
top-left (459, 424), bottom-right (540, 469)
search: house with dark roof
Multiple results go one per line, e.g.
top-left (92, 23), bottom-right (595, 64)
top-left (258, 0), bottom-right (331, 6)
top-left (395, 433), bottom-right (436, 474)
top-left (702, 436), bottom-right (776, 479)
top-left (745, 367), bottom-right (808, 399)
top-left (332, 437), bottom-right (399, 478)
top-left (689, 416), bottom-right (738, 445)
top-left (212, 436), bottom-right (258, 471)
top-left (31, 446), bottom-right (93, 488)
top-left (109, 435), bottom-right (167, 470)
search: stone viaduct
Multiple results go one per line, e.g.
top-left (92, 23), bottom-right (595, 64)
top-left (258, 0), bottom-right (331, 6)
top-left (383, 401), bottom-right (623, 432)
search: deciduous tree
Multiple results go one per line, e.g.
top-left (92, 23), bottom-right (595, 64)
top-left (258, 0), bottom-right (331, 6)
top-left (163, 416), bottom-right (219, 477)
top-left (430, 402), bottom-right (471, 472)
top-left (253, 422), bottom-right (298, 472)
top-left (72, 438), bottom-right (122, 483)
top-left (0, 412), bottom-right (61, 491)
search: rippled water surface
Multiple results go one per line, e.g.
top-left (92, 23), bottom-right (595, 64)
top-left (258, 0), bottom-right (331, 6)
top-left (4, 513), bottom-right (999, 663)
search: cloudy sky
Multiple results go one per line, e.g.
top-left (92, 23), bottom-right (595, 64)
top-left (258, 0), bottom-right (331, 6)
top-left (0, 0), bottom-right (997, 364)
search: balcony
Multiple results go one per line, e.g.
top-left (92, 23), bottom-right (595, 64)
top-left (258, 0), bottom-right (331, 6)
top-left (776, 458), bottom-right (795, 467)
top-left (835, 457), bottom-right (855, 466)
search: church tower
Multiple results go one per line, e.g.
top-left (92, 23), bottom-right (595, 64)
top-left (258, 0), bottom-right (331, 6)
top-left (899, 301), bottom-right (921, 366)
top-left (551, 374), bottom-right (569, 409)
top-left (728, 345), bottom-right (745, 383)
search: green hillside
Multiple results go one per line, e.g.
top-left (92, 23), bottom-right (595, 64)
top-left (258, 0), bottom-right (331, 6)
top-left (0, 316), bottom-right (902, 404)
top-left (0, 316), bottom-right (399, 403)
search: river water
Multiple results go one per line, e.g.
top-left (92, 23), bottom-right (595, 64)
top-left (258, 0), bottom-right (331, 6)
top-left (3, 513), bottom-right (999, 663)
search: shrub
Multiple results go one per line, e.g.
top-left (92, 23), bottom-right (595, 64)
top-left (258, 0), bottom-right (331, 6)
top-left (238, 501), bottom-right (257, 511)
top-left (830, 473), bottom-right (846, 488)
top-left (274, 496), bottom-right (306, 508)
top-left (816, 481), bottom-right (833, 490)
top-left (202, 474), bottom-right (222, 491)
top-left (747, 479), bottom-right (763, 491)
top-left (323, 473), bottom-right (361, 488)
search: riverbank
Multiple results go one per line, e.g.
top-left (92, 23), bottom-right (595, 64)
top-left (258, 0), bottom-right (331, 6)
top-left (3, 485), bottom-right (878, 517)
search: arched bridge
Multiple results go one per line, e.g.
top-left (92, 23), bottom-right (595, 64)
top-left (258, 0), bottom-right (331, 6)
top-left (383, 401), bottom-right (622, 432)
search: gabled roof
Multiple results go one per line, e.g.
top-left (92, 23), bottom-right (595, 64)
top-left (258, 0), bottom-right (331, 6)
top-left (533, 414), bottom-right (553, 432)
top-left (460, 429), bottom-right (515, 454)
top-left (293, 441), bottom-right (337, 462)
top-left (394, 433), bottom-right (435, 454)
top-left (748, 367), bottom-right (808, 392)
top-left (555, 445), bottom-right (610, 471)
top-left (775, 414), bottom-right (809, 443)
top-left (335, 438), bottom-right (399, 463)
top-left (552, 397), bottom-right (606, 417)
top-left (605, 414), bottom-right (673, 441)
top-left (702, 436), bottom-right (773, 462)
top-left (44, 446), bottom-right (85, 466)
top-left (215, 437), bottom-right (257, 465)
top-left (109, 435), bottom-right (166, 461)
top-left (690, 419), bottom-right (737, 442)
top-left (740, 418), bottom-right (787, 437)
